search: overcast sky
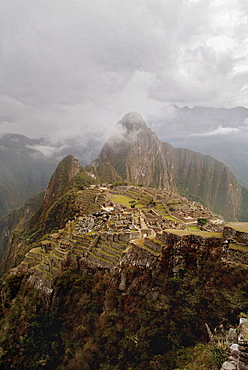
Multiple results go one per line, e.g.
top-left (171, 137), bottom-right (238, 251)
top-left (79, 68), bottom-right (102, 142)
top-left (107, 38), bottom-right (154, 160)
top-left (0, 0), bottom-right (248, 145)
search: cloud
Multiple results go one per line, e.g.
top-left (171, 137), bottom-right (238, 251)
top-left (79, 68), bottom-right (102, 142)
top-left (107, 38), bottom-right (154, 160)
top-left (26, 144), bottom-right (62, 158)
top-left (190, 125), bottom-right (240, 137)
top-left (0, 0), bottom-right (247, 144)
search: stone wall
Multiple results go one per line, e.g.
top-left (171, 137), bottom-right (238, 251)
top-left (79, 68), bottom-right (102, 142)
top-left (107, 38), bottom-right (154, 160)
top-left (227, 248), bottom-right (248, 265)
top-left (122, 243), bottom-right (159, 268)
top-left (159, 232), bottom-right (225, 275)
top-left (223, 226), bottom-right (248, 245)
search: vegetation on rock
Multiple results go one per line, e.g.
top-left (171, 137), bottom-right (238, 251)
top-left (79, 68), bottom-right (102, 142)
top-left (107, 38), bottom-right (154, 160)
top-left (1, 250), bottom-right (248, 369)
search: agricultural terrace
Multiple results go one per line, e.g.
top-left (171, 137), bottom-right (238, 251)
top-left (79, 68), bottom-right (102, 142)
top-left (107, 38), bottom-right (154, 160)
top-left (226, 223), bottom-right (248, 233)
top-left (163, 229), bottom-right (223, 238)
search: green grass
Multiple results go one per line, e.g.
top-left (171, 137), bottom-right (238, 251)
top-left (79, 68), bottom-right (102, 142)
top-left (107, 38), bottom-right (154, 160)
top-left (164, 229), bottom-right (223, 238)
top-left (111, 194), bottom-right (144, 208)
top-left (188, 226), bottom-right (201, 231)
top-left (229, 243), bottom-right (248, 251)
top-left (226, 222), bottom-right (248, 233)
top-left (29, 247), bottom-right (44, 255)
top-left (165, 215), bottom-right (181, 222)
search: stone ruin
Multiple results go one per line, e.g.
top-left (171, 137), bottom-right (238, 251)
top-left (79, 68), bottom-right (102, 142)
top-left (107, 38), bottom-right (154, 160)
top-left (9, 185), bottom-right (248, 305)
top-left (219, 318), bottom-right (248, 370)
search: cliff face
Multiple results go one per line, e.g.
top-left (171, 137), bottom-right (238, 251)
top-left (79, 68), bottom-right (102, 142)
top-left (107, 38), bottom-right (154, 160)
top-left (94, 112), bottom-right (176, 190)
top-left (163, 143), bottom-right (243, 220)
top-left (93, 112), bottom-right (246, 221)
top-left (0, 192), bottom-right (44, 272)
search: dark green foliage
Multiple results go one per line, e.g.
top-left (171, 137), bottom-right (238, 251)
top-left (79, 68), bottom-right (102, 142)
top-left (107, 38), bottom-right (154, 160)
top-left (2, 255), bottom-right (248, 369)
top-left (174, 150), bottom-right (238, 220)
top-left (3, 273), bottom-right (24, 302)
top-left (70, 170), bottom-right (96, 190)
top-left (0, 278), bottom-right (63, 369)
top-left (110, 181), bottom-right (128, 188)
top-left (96, 162), bottom-right (122, 184)
top-left (197, 218), bottom-right (208, 228)
top-left (129, 200), bottom-right (138, 208)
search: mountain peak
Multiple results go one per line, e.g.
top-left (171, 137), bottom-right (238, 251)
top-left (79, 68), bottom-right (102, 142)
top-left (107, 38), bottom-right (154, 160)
top-left (117, 111), bottom-right (147, 132)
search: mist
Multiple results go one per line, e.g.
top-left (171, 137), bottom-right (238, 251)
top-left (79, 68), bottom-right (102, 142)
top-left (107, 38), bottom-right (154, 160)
top-left (0, 0), bottom-right (247, 150)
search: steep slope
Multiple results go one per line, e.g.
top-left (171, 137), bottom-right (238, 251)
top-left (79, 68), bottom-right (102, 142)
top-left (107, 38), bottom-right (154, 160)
top-left (0, 156), bottom-right (96, 273)
top-left (93, 112), bottom-right (176, 190)
top-left (152, 105), bottom-right (248, 188)
top-left (92, 162), bottom-right (123, 184)
top-left (0, 134), bottom-right (57, 219)
top-left (163, 143), bottom-right (243, 221)
top-left (40, 154), bottom-right (82, 221)
top-left (92, 112), bottom-right (246, 221)
top-left (0, 192), bottom-right (44, 263)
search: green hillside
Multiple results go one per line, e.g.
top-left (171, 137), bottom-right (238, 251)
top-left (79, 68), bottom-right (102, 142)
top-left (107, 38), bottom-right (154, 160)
top-left (0, 134), bottom-right (57, 219)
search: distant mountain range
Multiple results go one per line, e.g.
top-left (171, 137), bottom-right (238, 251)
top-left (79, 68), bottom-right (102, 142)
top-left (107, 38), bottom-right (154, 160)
top-left (1, 106), bottom-right (248, 221)
top-left (148, 106), bottom-right (248, 187)
top-left (0, 134), bottom-right (57, 219)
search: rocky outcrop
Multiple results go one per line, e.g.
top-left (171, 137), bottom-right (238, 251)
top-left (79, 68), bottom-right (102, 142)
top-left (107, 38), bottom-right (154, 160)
top-left (157, 230), bottom-right (225, 275)
top-left (227, 248), bottom-right (248, 266)
top-left (223, 224), bottom-right (248, 245)
top-left (220, 320), bottom-right (248, 370)
top-left (94, 162), bottom-right (122, 184)
top-left (2, 178), bottom-right (248, 369)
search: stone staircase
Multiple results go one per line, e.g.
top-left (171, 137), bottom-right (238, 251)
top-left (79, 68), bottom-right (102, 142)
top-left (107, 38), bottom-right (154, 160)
top-left (154, 200), bottom-right (169, 217)
top-left (71, 234), bottom-right (99, 256)
top-left (76, 189), bottom-right (106, 216)
top-left (31, 246), bottom-right (69, 278)
top-left (82, 233), bottom-right (128, 268)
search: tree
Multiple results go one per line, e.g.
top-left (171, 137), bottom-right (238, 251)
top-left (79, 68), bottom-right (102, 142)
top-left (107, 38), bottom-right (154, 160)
top-left (129, 200), bottom-right (138, 208)
top-left (197, 218), bottom-right (208, 230)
